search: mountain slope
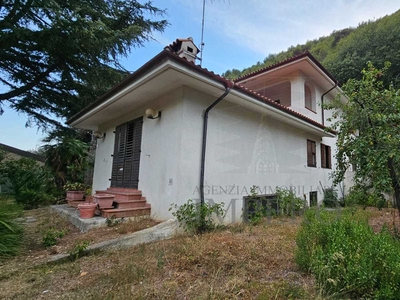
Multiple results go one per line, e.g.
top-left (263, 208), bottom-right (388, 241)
top-left (223, 10), bottom-right (400, 87)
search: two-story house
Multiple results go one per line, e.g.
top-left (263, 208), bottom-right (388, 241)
top-left (68, 38), bottom-right (346, 222)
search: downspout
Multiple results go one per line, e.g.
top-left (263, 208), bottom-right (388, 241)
top-left (321, 80), bottom-right (338, 126)
top-left (200, 81), bottom-right (234, 207)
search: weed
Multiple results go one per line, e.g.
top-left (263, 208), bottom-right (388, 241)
top-left (169, 199), bottom-right (225, 234)
top-left (156, 249), bottom-right (165, 269)
top-left (106, 215), bottom-right (121, 227)
top-left (296, 208), bottom-right (400, 299)
top-left (69, 240), bottom-right (89, 260)
top-left (276, 187), bottom-right (305, 216)
top-left (0, 198), bottom-right (23, 258)
top-left (42, 229), bottom-right (66, 247)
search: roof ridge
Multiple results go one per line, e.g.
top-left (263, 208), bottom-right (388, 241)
top-left (235, 51), bottom-right (310, 82)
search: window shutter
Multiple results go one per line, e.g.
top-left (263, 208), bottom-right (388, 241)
top-left (307, 141), bottom-right (311, 166)
top-left (327, 145), bottom-right (331, 168)
top-left (307, 140), bottom-right (317, 167)
top-left (321, 144), bottom-right (326, 168)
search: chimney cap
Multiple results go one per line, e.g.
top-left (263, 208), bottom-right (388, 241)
top-left (165, 37), bottom-right (200, 53)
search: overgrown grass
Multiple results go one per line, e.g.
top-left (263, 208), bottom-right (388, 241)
top-left (0, 196), bottom-right (23, 259)
top-left (296, 208), bottom-right (400, 299)
top-left (0, 217), bottom-right (321, 299)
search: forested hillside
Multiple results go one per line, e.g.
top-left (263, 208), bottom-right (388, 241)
top-left (223, 10), bottom-right (400, 87)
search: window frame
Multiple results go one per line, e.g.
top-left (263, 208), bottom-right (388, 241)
top-left (304, 82), bottom-right (316, 112)
top-left (321, 143), bottom-right (332, 169)
top-left (307, 139), bottom-right (317, 167)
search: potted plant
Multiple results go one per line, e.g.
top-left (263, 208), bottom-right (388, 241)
top-left (64, 182), bottom-right (86, 201)
top-left (85, 187), bottom-right (93, 203)
top-left (77, 202), bottom-right (97, 218)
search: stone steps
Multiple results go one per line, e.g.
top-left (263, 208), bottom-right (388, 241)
top-left (95, 190), bottom-right (144, 201)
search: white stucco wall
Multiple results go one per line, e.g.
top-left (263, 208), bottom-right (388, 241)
top-left (92, 87), bottom-right (185, 221)
top-left (171, 87), bottom-right (337, 223)
top-left (92, 84), bottom-right (341, 223)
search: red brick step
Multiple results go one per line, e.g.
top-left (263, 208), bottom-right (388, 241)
top-left (114, 199), bottom-right (148, 209)
top-left (101, 207), bottom-right (151, 218)
top-left (96, 189), bottom-right (144, 200)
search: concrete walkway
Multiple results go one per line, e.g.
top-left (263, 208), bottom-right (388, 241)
top-left (51, 204), bottom-right (150, 232)
top-left (43, 218), bottom-right (180, 264)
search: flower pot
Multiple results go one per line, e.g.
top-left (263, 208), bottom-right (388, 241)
top-left (78, 203), bottom-right (97, 219)
top-left (66, 191), bottom-right (85, 201)
top-left (93, 194), bottom-right (115, 209)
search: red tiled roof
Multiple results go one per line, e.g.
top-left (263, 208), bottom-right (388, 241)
top-left (67, 47), bottom-right (336, 135)
top-left (235, 51), bottom-right (338, 84)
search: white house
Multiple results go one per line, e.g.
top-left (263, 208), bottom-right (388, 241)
top-left (68, 38), bottom-right (348, 222)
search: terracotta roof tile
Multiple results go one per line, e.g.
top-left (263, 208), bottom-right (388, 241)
top-left (235, 51), bottom-right (338, 84)
top-left (68, 46), bottom-right (336, 134)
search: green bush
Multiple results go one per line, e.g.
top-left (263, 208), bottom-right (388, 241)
top-left (0, 198), bottom-right (23, 258)
top-left (245, 186), bottom-right (306, 224)
top-left (42, 229), bottom-right (66, 247)
top-left (345, 186), bottom-right (387, 209)
top-left (322, 188), bottom-right (339, 207)
top-left (296, 208), bottom-right (400, 299)
top-left (169, 199), bottom-right (225, 234)
top-left (0, 158), bottom-right (56, 209)
top-left (276, 187), bottom-right (305, 216)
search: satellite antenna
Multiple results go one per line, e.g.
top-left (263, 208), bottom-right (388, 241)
top-left (199, 0), bottom-right (206, 66)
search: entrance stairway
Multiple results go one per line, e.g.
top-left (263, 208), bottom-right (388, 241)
top-left (94, 188), bottom-right (151, 218)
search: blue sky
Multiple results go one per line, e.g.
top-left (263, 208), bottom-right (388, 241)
top-left (1, 0), bottom-right (399, 151)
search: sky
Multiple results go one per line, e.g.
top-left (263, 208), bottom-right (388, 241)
top-left (0, 0), bottom-right (399, 151)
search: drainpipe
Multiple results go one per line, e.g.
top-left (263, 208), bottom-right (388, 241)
top-left (200, 81), bottom-right (234, 207)
top-left (321, 80), bottom-right (338, 126)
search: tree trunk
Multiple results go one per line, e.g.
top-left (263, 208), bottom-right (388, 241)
top-left (388, 157), bottom-right (400, 215)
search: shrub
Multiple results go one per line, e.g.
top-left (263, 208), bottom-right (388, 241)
top-left (0, 158), bottom-right (56, 209)
top-left (345, 185), bottom-right (387, 209)
top-left (296, 208), bottom-right (400, 299)
top-left (0, 198), bottom-right (23, 258)
top-left (322, 188), bottom-right (338, 207)
top-left (63, 182), bottom-right (87, 191)
top-left (42, 229), bottom-right (66, 247)
top-left (169, 199), bottom-right (225, 234)
top-left (276, 187), bottom-right (305, 216)
top-left (245, 186), bottom-right (306, 224)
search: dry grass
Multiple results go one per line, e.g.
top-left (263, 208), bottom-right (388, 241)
top-left (0, 207), bottom-right (158, 285)
top-left (0, 216), bottom-right (323, 300)
top-left (367, 207), bottom-right (400, 235)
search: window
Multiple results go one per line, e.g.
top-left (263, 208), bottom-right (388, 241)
top-left (243, 194), bottom-right (278, 222)
top-left (307, 140), bottom-right (316, 167)
top-left (321, 144), bottom-right (332, 169)
top-left (310, 191), bottom-right (318, 207)
top-left (304, 82), bottom-right (316, 112)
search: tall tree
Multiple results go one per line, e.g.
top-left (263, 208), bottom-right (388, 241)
top-left (0, 0), bottom-right (168, 129)
top-left (327, 62), bottom-right (400, 213)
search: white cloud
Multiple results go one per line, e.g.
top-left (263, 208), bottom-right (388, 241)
top-left (171, 0), bottom-right (399, 56)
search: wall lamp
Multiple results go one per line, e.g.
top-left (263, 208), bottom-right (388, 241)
top-left (93, 131), bottom-right (106, 139)
top-left (145, 108), bottom-right (162, 119)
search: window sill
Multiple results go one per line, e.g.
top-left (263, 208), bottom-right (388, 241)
top-left (305, 107), bottom-right (317, 114)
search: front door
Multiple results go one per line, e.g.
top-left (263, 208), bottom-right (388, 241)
top-left (111, 117), bottom-right (143, 188)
